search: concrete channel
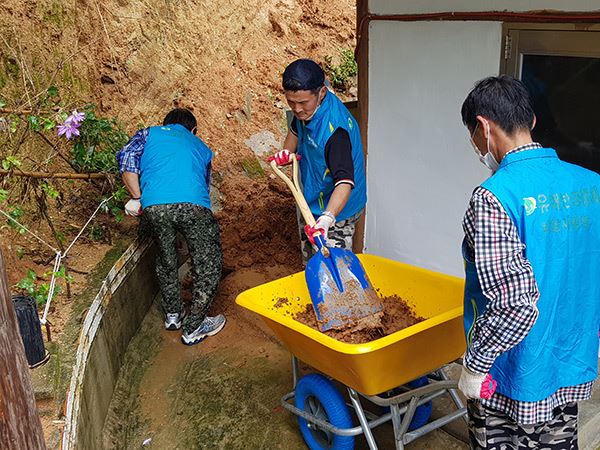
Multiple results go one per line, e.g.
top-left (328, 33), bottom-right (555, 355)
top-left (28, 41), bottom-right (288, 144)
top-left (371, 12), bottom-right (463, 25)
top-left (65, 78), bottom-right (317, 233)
top-left (61, 238), bottom-right (159, 449)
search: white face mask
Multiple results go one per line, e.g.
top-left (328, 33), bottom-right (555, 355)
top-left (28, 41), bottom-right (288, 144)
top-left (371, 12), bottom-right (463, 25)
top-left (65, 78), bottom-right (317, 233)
top-left (304, 101), bottom-right (321, 121)
top-left (469, 122), bottom-right (499, 172)
top-left (303, 89), bottom-right (326, 121)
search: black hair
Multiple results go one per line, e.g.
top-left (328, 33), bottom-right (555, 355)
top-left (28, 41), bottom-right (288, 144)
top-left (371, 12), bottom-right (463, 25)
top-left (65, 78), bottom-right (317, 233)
top-left (282, 59), bottom-right (325, 92)
top-left (461, 75), bottom-right (535, 135)
top-left (282, 80), bottom-right (323, 96)
top-left (163, 108), bottom-right (197, 132)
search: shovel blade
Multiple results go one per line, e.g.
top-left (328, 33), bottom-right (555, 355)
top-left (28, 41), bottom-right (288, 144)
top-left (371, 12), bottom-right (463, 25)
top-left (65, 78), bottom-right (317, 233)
top-left (306, 247), bottom-right (383, 332)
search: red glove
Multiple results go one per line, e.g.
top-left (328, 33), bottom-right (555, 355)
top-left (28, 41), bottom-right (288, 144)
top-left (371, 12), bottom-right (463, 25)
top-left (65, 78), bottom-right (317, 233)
top-left (268, 149), bottom-right (297, 166)
top-left (304, 224), bottom-right (326, 245)
top-left (304, 212), bottom-right (335, 245)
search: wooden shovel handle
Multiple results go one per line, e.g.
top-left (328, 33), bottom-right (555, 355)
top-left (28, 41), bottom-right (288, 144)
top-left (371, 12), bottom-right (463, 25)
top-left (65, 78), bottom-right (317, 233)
top-left (270, 158), bottom-right (316, 227)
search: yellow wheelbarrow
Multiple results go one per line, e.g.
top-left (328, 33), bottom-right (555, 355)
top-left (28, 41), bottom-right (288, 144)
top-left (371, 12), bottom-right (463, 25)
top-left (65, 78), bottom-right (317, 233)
top-left (236, 254), bottom-right (468, 450)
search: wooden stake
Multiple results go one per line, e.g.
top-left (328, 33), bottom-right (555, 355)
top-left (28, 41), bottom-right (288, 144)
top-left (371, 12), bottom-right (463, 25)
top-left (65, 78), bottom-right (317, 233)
top-left (0, 169), bottom-right (107, 180)
top-left (0, 249), bottom-right (47, 449)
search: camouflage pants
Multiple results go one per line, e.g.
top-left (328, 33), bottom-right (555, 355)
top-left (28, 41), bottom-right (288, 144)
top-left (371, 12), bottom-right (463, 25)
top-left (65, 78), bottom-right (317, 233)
top-left (298, 209), bottom-right (363, 266)
top-left (144, 203), bottom-right (223, 334)
top-left (468, 401), bottom-right (578, 450)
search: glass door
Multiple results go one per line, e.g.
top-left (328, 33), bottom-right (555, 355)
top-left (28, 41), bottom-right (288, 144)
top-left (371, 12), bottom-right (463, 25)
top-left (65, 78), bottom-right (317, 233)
top-left (504, 28), bottom-right (600, 172)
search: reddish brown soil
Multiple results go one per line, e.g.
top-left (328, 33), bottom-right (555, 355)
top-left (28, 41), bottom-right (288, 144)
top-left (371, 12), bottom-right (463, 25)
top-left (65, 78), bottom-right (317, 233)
top-left (216, 174), bottom-right (303, 273)
top-left (295, 295), bottom-right (425, 344)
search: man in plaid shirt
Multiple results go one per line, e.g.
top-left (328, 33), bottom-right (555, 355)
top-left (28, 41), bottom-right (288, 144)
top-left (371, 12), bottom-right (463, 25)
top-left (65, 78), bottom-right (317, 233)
top-left (117, 108), bottom-right (226, 346)
top-left (458, 76), bottom-right (600, 449)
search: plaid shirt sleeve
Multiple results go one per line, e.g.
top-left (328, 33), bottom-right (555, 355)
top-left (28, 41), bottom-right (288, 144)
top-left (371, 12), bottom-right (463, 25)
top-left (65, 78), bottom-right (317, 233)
top-left (116, 128), bottom-right (148, 174)
top-left (462, 186), bottom-right (540, 374)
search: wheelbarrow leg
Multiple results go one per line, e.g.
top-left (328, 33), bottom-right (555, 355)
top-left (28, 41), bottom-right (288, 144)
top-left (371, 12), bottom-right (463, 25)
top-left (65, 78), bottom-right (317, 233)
top-left (390, 395), bottom-right (418, 450)
top-left (348, 388), bottom-right (378, 450)
top-left (291, 355), bottom-right (300, 388)
top-left (437, 368), bottom-right (468, 423)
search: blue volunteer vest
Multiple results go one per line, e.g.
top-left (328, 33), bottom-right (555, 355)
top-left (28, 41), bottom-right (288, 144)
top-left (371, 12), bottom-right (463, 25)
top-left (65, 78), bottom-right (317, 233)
top-left (139, 124), bottom-right (212, 209)
top-left (295, 91), bottom-right (367, 221)
top-left (463, 148), bottom-right (600, 401)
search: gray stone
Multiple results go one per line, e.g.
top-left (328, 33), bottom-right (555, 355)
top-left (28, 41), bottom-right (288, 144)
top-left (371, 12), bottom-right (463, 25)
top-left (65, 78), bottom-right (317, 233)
top-left (244, 130), bottom-right (281, 157)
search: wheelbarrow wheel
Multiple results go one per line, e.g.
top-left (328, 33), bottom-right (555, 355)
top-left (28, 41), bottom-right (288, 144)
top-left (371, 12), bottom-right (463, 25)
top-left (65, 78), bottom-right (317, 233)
top-left (295, 374), bottom-right (355, 450)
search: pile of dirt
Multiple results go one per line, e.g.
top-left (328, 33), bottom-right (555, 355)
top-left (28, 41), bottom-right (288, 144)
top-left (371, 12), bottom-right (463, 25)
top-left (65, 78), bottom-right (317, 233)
top-left (216, 173), bottom-right (303, 273)
top-left (294, 296), bottom-right (425, 344)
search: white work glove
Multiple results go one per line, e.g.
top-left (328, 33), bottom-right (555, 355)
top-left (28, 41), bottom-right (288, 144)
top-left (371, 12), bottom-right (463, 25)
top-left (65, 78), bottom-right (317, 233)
top-left (314, 211), bottom-right (335, 240)
top-left (304, 211), bottom-right (336, 248)
top-left (458, 366), bottom-right (497, 400)
top-left (124, 198), bottom-right (142, 216)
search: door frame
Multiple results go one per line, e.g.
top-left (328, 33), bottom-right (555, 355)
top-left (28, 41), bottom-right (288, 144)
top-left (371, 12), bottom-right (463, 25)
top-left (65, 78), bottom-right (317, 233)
top-left (501, 23), bottom-right (600, 77)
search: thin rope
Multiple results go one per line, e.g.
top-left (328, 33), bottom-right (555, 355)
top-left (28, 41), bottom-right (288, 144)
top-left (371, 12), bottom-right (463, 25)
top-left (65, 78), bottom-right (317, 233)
top-left (63, 195), bottom-right (113, 257)
top-left (1, 192), bottom-right (117, 324)
top-left (0, 208), bottom-right (59, 253)
top-left (40, 252), bottom-right (61, 325)
top-left (40, 193), bottom-right (116, 324)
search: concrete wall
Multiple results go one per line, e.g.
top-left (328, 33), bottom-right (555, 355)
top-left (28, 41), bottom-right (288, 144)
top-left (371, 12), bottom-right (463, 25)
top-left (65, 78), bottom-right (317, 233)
top-left (364, 20), bottom-right (501, 276)
top-left (369, 0), bottom-right (600, 14)
top-left (363, 1), bottom-right (600, 276)
top-left (62, 238), bottom-right (158, 450)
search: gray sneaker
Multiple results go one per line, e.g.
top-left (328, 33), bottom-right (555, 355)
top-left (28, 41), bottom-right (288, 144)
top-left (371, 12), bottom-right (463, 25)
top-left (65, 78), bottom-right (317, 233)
top-left (181, 314), bottom-right (226, 346)
top-left (164, 312), bottom-right (185, 330)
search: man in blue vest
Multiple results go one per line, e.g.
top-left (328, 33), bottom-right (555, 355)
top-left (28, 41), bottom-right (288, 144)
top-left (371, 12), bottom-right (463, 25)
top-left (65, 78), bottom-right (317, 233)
top-left (458, 75), bottom-right (600, 449)
top-left (270, 59), bottom-right (367, 262)
top-left (117, 108), bottom-right (225, 345)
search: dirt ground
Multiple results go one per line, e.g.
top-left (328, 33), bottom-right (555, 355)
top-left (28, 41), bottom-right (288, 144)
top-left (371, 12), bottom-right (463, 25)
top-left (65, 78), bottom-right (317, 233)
top-left (103, 264), bottom-right (305, 449)
top-left (103, 264), bottom-right (470, 450)
top-left (1, 0), bottom-right (356, 269)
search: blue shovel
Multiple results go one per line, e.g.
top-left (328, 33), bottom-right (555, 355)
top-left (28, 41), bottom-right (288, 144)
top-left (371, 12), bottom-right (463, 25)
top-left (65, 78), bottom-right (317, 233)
top-left (270, 157), bottom-right (383, 331)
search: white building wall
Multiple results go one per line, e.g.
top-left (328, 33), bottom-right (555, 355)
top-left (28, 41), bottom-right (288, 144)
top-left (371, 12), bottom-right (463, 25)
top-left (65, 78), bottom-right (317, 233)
top-left (364, 20), bottom-right (502, 276)
top-left (370, 0), bottom-right (600, 14)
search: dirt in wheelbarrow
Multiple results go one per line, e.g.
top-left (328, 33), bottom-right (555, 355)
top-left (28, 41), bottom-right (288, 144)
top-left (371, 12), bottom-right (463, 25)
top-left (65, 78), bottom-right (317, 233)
top-left (294, 295), bottom-right (425, 344)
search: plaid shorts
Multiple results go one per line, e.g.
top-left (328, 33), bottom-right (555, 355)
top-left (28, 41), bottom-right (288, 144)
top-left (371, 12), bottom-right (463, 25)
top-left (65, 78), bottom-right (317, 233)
top-left (468, 400), bottom-right (578, 450)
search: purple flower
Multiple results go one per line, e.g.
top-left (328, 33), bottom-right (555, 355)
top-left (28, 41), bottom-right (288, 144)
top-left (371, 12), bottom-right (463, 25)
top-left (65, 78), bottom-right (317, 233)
top-left (57, 110), bottom-right (85, 140)
top-left (66, 110), bottom-right (85, 125)
top-left (57, 122), bottom-right (81, 140)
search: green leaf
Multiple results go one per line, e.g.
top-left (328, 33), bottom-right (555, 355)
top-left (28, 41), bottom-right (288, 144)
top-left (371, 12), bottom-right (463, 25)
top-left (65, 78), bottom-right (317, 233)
top-left (2, 155), bottom-right (22, 171)
top-left (0, 99), bottom-right (5, 108)
top-left (47, 86), bottom-right (59, 97)
top-left (0, 189), bottom-right (8, 202)
top-left (40, 182), bottom-right (59, 199)
top-left (27, 115), bottom-right (41, 132)
top-left (17, 277), bottom-right (35, 291)
top-left (42, 118), bottom-right (56, 131)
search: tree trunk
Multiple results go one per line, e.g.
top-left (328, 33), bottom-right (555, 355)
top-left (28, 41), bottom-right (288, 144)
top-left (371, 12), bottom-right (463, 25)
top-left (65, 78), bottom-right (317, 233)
top-left (0, 250), bottom-right (47, 449)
